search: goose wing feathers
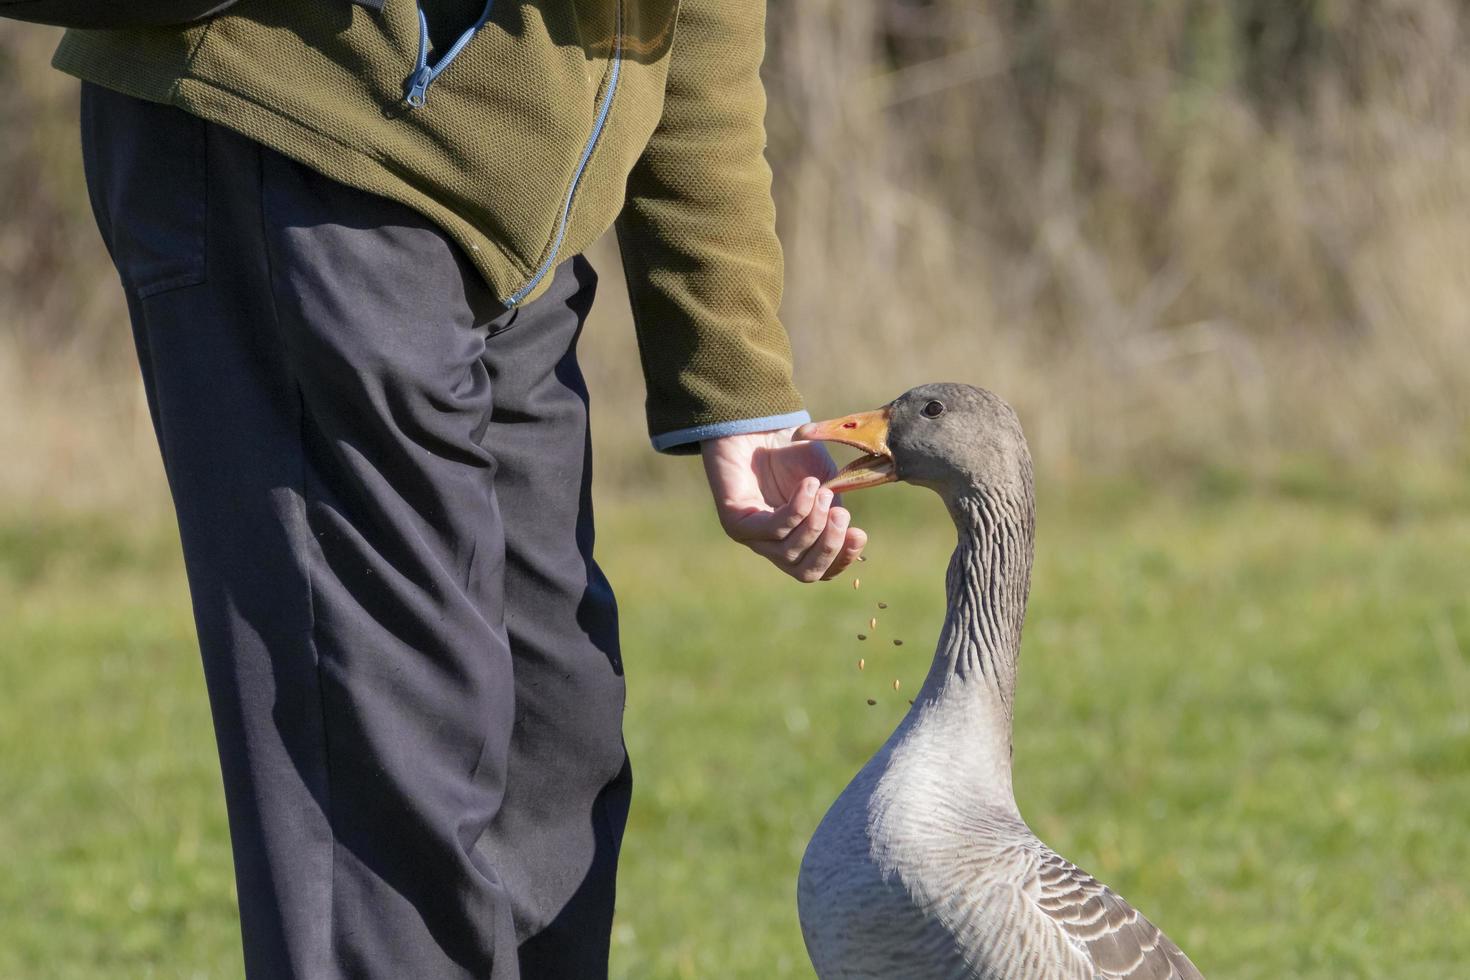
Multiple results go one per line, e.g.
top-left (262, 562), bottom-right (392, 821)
top-left (876, 834), bottom-right (1204, 979)
top-left (1025, 846), bottom-right (1203, 979)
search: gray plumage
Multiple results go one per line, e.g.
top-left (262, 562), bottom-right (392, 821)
top-left (797, 384), bottom-right (1203, 980)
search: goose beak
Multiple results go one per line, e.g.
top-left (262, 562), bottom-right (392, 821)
top-left (794, 407), bottom-right (897, 493)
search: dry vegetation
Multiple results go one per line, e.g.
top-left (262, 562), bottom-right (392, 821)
top-left (761, 0), bottom-right (1469, 482)
top-left (3, 1), bottom-right (1468, 511)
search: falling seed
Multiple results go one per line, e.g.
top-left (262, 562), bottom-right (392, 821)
top-left (877, 602), bottom-right (888, 609)
top-left (866, 698), bottom-right (877, 706)
top-left (893, 639), bottom-right (904, 647)
top-left (893, 679), bottom-right (902, 691)
top-left (857, 556), bottom-right (866, 562)
top-left (853, 578), bottom-right (861, 590)
top-left (869, 617), bottom-right (878, 630)
top-left (857, 658), bottom-right (866, 671)
top-left (857, 633), bottom-right (867, 641)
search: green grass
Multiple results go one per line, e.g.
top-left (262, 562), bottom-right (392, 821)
top-left (2, 482), bottom-right (1468, 978)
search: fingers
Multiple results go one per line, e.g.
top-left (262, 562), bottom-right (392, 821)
top-left (715, 473), bottom-right (867, 582)
top-left (789, 505), bottom-right (852, 583)
top-left (723, 477), bottom-right (820, 542)
top-left (821, 525), bottom-right (869, 581)
top-left (776, 487), bottom-right (834, 563)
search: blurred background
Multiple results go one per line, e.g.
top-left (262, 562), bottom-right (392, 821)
top-left (2, 2), bottom-right (1467, 977)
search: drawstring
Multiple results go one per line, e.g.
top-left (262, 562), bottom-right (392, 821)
top-left (403, 0), bottom-right (496, 109)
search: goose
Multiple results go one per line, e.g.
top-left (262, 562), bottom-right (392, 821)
top-left (792, 383), bottom-right (1203, 980)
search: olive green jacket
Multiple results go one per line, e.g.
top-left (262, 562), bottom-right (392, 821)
top-left (52, 0), bottom-right (807, 449)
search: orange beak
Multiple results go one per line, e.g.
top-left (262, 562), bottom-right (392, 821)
top-left (793, 407), bottom-right (897, 493)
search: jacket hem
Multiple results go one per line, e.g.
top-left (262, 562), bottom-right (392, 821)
top-left (52, 38), bottom-right (540, 302)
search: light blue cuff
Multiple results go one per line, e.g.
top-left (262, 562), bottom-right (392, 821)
top-left (651, 410), bottom-right (813, 454)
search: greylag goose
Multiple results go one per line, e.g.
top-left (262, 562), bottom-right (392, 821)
top-left (793, 384), bottom-right (1203, 980)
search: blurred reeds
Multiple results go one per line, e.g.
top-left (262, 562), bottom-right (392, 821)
top-left (3, 1), bottom-right (1468, 512)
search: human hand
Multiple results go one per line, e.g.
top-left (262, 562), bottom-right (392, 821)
top-left (700, 427), bottom-right (867, 582)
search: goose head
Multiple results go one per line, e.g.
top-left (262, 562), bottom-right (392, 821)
top-left (794, 383), bottom-right (1031, 507)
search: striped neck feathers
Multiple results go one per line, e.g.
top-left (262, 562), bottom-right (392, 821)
top-left (927, 486), bottom-right (1036, 719)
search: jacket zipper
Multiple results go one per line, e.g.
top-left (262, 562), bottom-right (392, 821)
top-left (506, 1), bottom-right (623, 306)
top-left (398, 0), bottom-right (624, 306)
top-left (402, 0), bottom-right (497, 108)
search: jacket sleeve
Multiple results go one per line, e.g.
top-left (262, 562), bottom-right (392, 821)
top-left (614, 0), bottom-right (808, 454)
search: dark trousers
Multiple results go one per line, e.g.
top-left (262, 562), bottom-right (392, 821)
top-left (80, 83), bottom-right (631, 980)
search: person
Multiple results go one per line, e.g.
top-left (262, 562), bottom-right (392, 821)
top-left (44, 1), bottom-right (867, 977)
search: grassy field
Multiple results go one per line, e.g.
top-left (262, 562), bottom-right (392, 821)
top-left (2, 478), bottom-right (1468, 979)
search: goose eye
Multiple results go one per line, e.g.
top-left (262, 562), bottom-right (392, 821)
top-left (921, 400), bottom-right (945, 419)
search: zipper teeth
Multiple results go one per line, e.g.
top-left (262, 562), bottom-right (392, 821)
top-left (405, 0), bottom-right (497, 108)
top-left (507, 2), bottom-right (624, 307)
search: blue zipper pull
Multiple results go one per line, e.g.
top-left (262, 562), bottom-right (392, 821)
top-left (403, 6), bottom-right (433, 108)
top-left (401, 0), bottom-right (497, 110)
top-left (405, 64), bottom-right (434, 108)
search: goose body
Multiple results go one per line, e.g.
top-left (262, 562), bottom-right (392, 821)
top-left (794, 386), bottom-right (1202, 980)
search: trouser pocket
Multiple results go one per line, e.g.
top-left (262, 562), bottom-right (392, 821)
top-left (81, 83), bottom-right (208, 299)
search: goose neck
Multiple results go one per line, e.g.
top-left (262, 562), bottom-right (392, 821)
top-left (926, 488), bottom-right (1034, 714)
